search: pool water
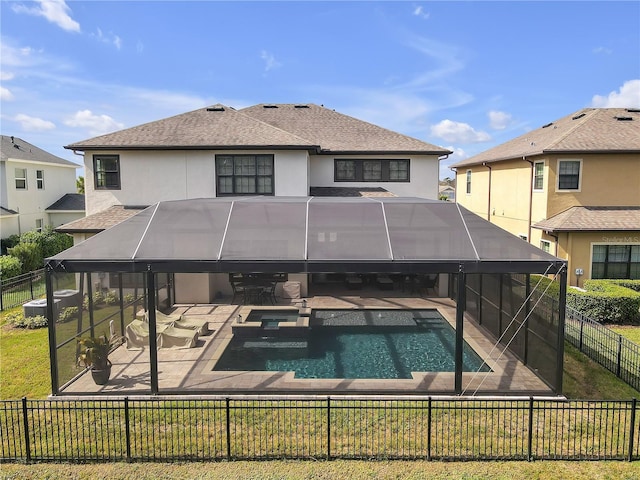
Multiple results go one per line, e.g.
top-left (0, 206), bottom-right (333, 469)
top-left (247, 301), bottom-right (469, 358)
top-left (215, 309), bottom-right (490, 379)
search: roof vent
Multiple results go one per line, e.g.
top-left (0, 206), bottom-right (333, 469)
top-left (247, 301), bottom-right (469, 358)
top-left (626, 108), bottom-right (640, 113)
top-left (614, 116), bottom-right (633, 121)
top-left (542, 122), bottom-right (553, 128)
top-left (263, 105), bottom-right (279, 109)
top-left (294, 104), bottom-right (309, 109)
top-left (206, 106), bottom-right (225, 112)
top-left (572, 113), bottom-right (586, 120)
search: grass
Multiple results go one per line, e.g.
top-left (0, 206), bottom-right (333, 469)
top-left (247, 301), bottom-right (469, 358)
top-left (610, 325), bottom-right (640, 345)
top-left (1, 460), bottom-right (639, 480)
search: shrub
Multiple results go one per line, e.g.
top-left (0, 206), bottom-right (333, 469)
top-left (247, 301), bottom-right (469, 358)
top-left (123, 293), bottom-right (136, 305)
top-left (0, 234), bottom-right (20, 255)
top-left (104, 290), bottom-right (119, 305)
top-left (605, 279), bottom-right (640, 293)
top-left (7, 312), bottom-right (48, 329)
top-left (92, 291), bottom-right (105, 306)
top-left (20, 227), bottom-right (73, 260)
top-left (58, 306), bottom-right (79, 323)
top-left (0, 255), bottom-right (23, 280)
top-left (567, 280), bottom-right (640, 324)
top-left (7, 242), bottom-right (41, 273)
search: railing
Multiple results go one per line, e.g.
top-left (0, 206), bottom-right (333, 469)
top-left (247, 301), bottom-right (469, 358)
top-left (1, 396), bottom-right (638, 462)
top-left (0, 269), bottom-right (45, 311)
top-left (564, 306), bottom-right (640, 392)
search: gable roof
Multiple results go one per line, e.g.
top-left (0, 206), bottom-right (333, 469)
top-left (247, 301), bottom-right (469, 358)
top-left (451, 108), bottom-right (640, 168)
top-left (533, 206), bottom-right (640, 232)
top-left (65, 104), bottom-right (450, 155)
top-left (1, 135), bottom-right (79, 167)
top-left (46, 193), bottom-right (86, 212)
top-left (48, 197), bottom-right (563, 276)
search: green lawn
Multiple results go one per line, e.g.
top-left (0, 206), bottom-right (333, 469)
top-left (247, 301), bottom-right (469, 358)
top-left (1, 460), bottom-right (639, 479)
top-left (610, 325), bottom-right (640, 345)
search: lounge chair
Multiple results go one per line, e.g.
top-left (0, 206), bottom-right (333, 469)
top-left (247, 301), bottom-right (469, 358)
top-left (144, 310), bottom-right (210, 335)
top-left (125, 319), bottom-right (199, 349)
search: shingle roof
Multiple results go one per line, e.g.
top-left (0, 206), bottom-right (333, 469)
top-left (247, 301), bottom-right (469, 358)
top-left (309, 186), bottom-right (396, 197)
top-left (65, 103), bottom-right (450, 155)
top-left (451, 108), bottom-right (640, 168)
top-left (55, 205), bottom-right (146, 233)
top-left (1, 206), bottom-right (18, 216)
top-left (46, 193), bottom-right (86, 212)
top-left (533, 206), bottom-right (640, 232)
top-left (1, 135), bottom-right (79, 167)
top-left (241, 104), bottom-right (449, 154)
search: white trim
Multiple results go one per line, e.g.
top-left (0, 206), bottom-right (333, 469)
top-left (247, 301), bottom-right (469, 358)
top-left (532, 161), bottom-right (545, 192)
top-left (540, 239), bottom-right (551, 253)
top-left (555, 158), bottom-right (583, 193)
top-left (465, 169), bottom-right (472, 195)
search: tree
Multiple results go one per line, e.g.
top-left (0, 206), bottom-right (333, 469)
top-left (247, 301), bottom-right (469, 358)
top-left (77, 176), bottom-right (85, 194)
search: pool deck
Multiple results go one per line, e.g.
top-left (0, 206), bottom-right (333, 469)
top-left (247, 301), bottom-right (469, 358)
top-left (61, 294), bottom-right (555, 396)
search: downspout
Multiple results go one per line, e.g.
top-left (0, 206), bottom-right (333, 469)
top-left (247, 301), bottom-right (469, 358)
top-left (437, 154), bottom-right (450, 199)
top-left (482, 162), bottom-right (492, 221)
top-left (523, 157), bottom-right (534, 243)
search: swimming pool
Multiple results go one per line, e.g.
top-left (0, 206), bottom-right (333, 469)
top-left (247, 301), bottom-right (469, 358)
top-left (214, 309), bottom-right (490, 379)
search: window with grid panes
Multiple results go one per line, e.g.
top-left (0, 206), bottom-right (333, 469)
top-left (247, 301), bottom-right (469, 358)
top-left (216, 154), bottom-right (274, 195)
top-left (557, 160), bottom-right (581, 190)
top-left (592, 244), bottom-right (640, 279)
top-left (15, 168), bottom-right (27, 189)
top-left (533, 162), bottom-right (544, 190)
top-left (36, 170), bottom-right (44, 189)
top-left (93, 155), bottom-right (121, 189)
top-left (334, 159), bottom-right (409, 182)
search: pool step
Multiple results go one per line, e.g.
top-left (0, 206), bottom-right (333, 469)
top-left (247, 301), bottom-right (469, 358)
top-left (243, 340), bottom-right (308, 349)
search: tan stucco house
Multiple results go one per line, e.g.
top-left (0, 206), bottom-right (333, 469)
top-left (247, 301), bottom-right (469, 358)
top-left (450, 108), bottom-right (640, 287)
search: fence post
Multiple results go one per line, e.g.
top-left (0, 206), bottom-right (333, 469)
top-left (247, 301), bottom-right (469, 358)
top-left (527, 397), bottom-right (534, 461)
top-left (0, 281), bottom-right (4, 311)
top-left (29, 272), bottom-right (34, 299)
top-left (427, 397), bottom-right (432, 461)
top-left (225, 398), bottom-right (231, 460)
top-left (124, 397), bottom-right (131, 462)
top-left (579, 319), bottom-right (584, 351)
top-left (629, 398), bottom-right (637, 462)
top-left (326, 396), bottom-right (331, 461)
top-left (617, 337), bottom-right (623, 378)
top-left (21, 397), bottom-right (31, 463)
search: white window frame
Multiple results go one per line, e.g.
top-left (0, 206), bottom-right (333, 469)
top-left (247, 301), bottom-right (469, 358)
top-left (15, 168), bottom-right (27, 189)
top-left (466, 170), bottom-right (472, 194)
top-left (556, 158), bottom-right (582, 192)
top-left (533, 161), bottom-right (544, 191)
top-left (36, 170), bottom-right (44, 189)
top-left (35, 218), bottom-right (43, 232)
top-left (540, 239), bottom-right (551, 253)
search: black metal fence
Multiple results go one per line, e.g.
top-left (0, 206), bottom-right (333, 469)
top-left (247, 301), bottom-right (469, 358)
top-left (1, 396), bottom-right (638, 462)
top-left (0, 269), bottom-right (45, 311)
top-left (565, 307), bottom-right (640, 391)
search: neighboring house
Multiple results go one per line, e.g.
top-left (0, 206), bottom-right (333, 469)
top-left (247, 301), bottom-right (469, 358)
top-left (450, 108), bottom-right (640, 286)
top-left (64, 103), bottom-right (451, 217)
top-left (439, 184), bottom-right (455, 201)
top-left (0, 135), bottom-right (83, 239)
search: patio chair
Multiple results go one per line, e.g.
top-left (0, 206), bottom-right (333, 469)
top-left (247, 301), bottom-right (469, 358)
top-left (125, 319), bottom-right (199, 349)
top-left (259, 282), bottom-right (277, 305)
top-left (148, 310), bottom-right (210, 335)
top-left (230, 282), bottom-right (246, 304)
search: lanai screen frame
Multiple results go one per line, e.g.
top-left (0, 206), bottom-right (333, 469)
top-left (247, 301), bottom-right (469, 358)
top-left (45, 197), bottom-right (568, 395)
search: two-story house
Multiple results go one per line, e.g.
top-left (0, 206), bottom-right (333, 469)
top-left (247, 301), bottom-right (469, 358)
top-left (58, 103), bottom-right (451, 300)
top-left (451, 108), bottom-right (640, 286)
top-left (0, 135), bottom-right (84, 242)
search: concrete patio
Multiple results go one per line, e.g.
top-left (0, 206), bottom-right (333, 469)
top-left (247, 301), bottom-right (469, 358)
top-left (60, 290), bottom-right (554, 396)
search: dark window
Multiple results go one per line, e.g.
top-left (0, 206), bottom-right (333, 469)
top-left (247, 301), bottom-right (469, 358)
top-left (592, 245), bottom-right (640, 280)
top-left (93, 155), bottom-right (121, 189)
top-left (216, 155), bottom-right (274, 196)
top-left (533, 162), bottom-right (544, 190)
top-left (466, 170), bottom-right (472, 194)
top-left (334, 159), bottom-right (409, 182)
top-left (558, 160), bottom-right (581, 190)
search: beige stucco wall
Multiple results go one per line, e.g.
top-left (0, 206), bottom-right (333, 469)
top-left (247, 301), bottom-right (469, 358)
top-left (554, 230), bottom-right (640, 286)
top-left (546, 153), bottom-right (640, 216)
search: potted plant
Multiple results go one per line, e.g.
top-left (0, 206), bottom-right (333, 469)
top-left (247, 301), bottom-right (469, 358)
top-left (77, 333), bottom-right (122, 385)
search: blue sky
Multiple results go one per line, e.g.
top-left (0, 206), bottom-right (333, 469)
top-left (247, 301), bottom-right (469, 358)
top-left (1, 1), bottom-right (639, 179)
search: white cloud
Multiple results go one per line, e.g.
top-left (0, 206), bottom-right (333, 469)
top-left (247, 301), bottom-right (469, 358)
top-left (430, 119), bottom-right (491, 143)
top-left (1, 71), bottom-right (15, 81)
top-left (1, 86), bottom-right (14, 100)
top-left (593, 46), bottom-right (612, 55)
top-left (260, 50), bottom-right (282, 72)
top-left (92, 28), bottom-right (122, 50)
top-left (14, 113), bottom-right (56, 131)
top-left (591, 80), bottom-right (640, 108)
top-left (413, 6), bottom-right (430, 20)
top-left (64, 110), bottom-right (125, 135)
top-left (12, 0), bottom-right (80, 33)
top-left (488, 110), bottom-right (512, 130)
